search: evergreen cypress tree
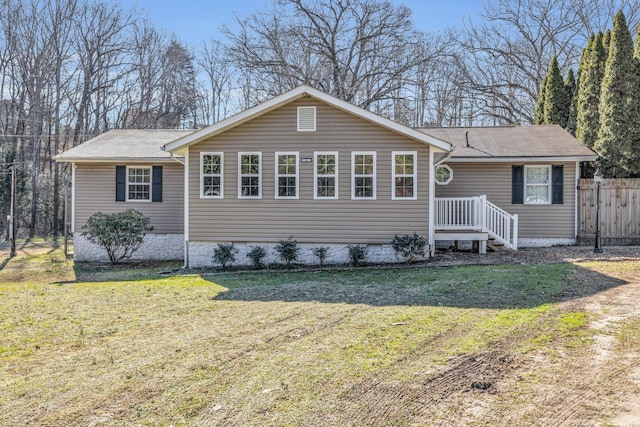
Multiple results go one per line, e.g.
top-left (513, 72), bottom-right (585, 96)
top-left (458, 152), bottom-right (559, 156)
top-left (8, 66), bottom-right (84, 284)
top-left (576, 33), bottom-right (605, 149)
top-left (603, 29), bottom-right (611, 56)
top-left (596, 11), bottom-right (636, 177)
top-left (635, 24), bottom-right (640, 58)
top-left (534, 75), bottom-right (547, 125)
top-left (630, 24), bottom-right (640, 176)
top-left (565, 68), bottom-right (578, 136)
top-left (543, 57), bottom-right (568, 127)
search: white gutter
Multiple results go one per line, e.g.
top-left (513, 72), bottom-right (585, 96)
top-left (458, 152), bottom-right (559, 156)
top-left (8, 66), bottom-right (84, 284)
top-left (445, 156), bottom-right (598, 163)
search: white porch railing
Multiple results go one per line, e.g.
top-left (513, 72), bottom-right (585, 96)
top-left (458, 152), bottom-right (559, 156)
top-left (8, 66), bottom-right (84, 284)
top-left (434, 195), bottom-right (518, 250)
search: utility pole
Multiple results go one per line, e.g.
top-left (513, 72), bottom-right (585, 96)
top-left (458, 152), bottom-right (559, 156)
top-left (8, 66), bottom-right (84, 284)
top-left (9, 163), bottom-right (16, 257)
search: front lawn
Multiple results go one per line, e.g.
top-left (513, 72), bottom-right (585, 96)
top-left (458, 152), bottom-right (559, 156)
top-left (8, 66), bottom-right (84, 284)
top-left (0, 243), bottom-right (638, 426)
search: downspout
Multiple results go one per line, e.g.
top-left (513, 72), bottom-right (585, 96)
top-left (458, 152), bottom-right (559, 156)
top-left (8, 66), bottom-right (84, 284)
top-left (429, 149), bottom-right (436, 256)
top-left (170, 152), bottom-right (185, 165)
top-left (71, 164), bottom-right (76, 234)
top-left (164, 146), bottom-right (188, 268)
top-left (575, 161), bottom-right (579, 242)
top-left (434, 151), bottom-right (452, 167)
top-left (182, 149), bottom-right (189, 269)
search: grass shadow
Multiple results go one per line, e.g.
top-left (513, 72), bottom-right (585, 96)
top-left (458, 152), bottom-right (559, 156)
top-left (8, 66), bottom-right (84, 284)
top-left (70, 260), bottom-right (184, 284)
top-left (208, 263), bottom-right (629, 309)
top-left (0, 256), bottom-right (11, 272)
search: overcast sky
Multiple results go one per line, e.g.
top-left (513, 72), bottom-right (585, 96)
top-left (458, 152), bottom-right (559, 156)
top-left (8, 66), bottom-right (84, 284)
top-left (119, 0), bottom-right (484, 47)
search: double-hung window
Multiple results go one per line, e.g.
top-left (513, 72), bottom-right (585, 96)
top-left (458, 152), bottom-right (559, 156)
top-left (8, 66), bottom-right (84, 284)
top-left (201, 152), bottom-right (223, 198)
top-left (524, 165), bottom-right (551, 204)
top-left (127, 166), bottom-right (151, 201)
top-left (392, 151), bottom-right (417, 200)
top-left (352, 152), bottom-right (376, 199)
top-left (238, 152), bottom-right (262, 199)
top-left (314, 152), bottom-right (338, 199)
top-left (275, 152), bottom-right (299, 199)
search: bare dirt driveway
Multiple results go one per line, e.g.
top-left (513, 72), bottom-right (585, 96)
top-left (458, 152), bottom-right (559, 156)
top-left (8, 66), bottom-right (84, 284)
top-left (432, 247), bottom-right (640, 426)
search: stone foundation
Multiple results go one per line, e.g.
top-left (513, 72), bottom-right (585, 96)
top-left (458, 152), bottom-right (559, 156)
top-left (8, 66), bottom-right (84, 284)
top-left (74, 233), bottom-right (184, 262)
top-left (187, 241), bottom-right (428, 268)
top-left (518, 238), bottom-right (576, 247)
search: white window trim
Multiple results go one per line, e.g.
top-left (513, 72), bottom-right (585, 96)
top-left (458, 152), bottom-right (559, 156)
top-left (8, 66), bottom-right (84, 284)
top-left (314, 151), bottom-right (339, 200)
top-left (125, 165), bottom-right (151, 202)
top-left (200, 152), bottom-right (224, 199)
top-left (392, 151), bottom-right (417, 200)
top-left (275, 151), bottom-right (299, 200)
top-left (351, 151), bottom-right (376, 200)
top-left (238, 152), bottom-right (262, 199)
top-left (435, 164), bottom-right (453, 186)
top-left (297, 106), bottom-right (316, 132)
top-left (524, 165), bottom-right (551, 205)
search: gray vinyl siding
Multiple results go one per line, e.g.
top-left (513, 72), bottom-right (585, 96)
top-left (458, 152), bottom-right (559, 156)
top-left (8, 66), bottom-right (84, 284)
top-left (74, 162), bottom-right (184, 234)
top-left (188, 97), bottom-right (431, 244)
top-left (435, 162), bottom-right (577, 239)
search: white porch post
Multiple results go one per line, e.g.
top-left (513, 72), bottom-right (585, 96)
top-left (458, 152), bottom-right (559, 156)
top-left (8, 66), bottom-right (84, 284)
top-left (512, 214), bottom-right (519, 250)
top-left (478, 195), bottom-right (487, 230)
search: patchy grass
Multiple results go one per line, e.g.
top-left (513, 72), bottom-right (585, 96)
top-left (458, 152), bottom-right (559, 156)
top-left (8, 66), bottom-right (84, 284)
top-left (0, 244), bottom-right (637, 426)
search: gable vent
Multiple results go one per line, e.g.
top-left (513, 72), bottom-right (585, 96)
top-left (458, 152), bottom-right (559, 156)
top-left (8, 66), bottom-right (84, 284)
top-left (297, 106), bottom-right (316, 132)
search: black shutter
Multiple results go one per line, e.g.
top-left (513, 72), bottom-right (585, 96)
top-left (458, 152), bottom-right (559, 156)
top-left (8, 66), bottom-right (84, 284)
top-left (552, 165), bottom-right (564, 204)
top-left (115, 165), bottom-right (126, 202)
top-left (152, 165), bottom-right (163, 202)
top-left (512, 165), bottom-right (524, 204)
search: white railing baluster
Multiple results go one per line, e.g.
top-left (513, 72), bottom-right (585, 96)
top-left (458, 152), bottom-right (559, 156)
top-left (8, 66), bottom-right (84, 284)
top-left (435, 195), bottom-right (518, 250)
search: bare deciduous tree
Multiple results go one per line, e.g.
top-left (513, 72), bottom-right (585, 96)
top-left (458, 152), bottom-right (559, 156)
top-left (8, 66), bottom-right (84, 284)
top-left (451, 0), bottom-right (640, 125)
top-left (224, 0), bottom-right (445, 112)
top-left (198, 39), bottom-right (233, 124)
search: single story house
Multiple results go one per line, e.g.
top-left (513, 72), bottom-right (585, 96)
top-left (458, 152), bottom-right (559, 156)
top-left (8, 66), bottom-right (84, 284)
top-left (56, 85), bottom-right (597, 266)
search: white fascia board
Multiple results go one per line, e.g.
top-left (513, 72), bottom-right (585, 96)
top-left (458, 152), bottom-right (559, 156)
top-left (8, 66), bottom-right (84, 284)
top-left (54, 157), bottom-right (180, 163)
top-left (445, 156), bottom-right (597, 163)
top-left (302, 87), bottom-right (452, 152)
top-left (163, 85), bottom-right (453, 153)
top-left (163, 87), bottom-right (311, 152)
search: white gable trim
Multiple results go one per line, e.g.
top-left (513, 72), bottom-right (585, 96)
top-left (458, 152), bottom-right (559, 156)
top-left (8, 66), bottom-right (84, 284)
top-left (163, 85), bottom-right (452, 153)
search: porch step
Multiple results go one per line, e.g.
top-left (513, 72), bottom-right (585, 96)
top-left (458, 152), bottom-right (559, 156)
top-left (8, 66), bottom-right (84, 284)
top-left (487, 238), bottom-right (505, 252)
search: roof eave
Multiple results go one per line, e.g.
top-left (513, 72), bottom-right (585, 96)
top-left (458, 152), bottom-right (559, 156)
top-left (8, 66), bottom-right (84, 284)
top-left (54, 156), bottom-right (178, 163)
top-left (445, 155), bottom-right (598, 163)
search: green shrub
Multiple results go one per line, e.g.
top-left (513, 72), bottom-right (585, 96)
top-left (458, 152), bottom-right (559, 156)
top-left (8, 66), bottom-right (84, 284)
top-left (81, 209), bottom-right (153, 264)
top-left (346, 244), bottom-right (367, 267)
top-left (246, 245), bottom-right (267, 269)
top-left (213, 243), bottom-right (238, 270)
top-left (391, 233), bottom-right (427, 263)
top-left (275, 236), bottom-right (299, 267)
top-left (312, 246), bottom-right (329, 267)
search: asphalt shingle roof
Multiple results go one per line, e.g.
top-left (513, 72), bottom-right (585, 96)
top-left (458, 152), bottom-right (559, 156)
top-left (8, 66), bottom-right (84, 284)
top-left (56, 124), bottom-right (596, 163)
top-left (418, 125), bottom-right (596, 160)
top-left (55, 129), bottom-right (194, 162)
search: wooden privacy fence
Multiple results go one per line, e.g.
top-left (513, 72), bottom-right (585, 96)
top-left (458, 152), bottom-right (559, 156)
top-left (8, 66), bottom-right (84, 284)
top-left (577, 178), bottom-right (640, 245)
